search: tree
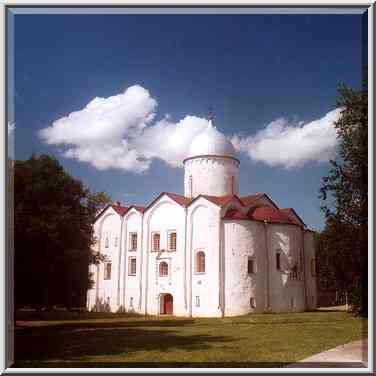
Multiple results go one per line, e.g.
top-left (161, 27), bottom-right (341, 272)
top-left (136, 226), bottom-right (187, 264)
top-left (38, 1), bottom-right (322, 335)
top-left (319, 81), bottom-right (367, 315)
top-left (14, 154), bottom-right (111, 309)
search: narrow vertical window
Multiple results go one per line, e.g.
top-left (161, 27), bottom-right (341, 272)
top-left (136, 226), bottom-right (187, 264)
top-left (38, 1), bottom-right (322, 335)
top-left (104, 262), bottom-right (112, 280)
top-left (196, 251), bottom-right (206, 273)
top-left (250, 297), bottom-right (256, 308)
top-left (276, 252), bottom-right (281, 270)
top-left (104, 235), bottom-right (109, 248)
top-left (128, 257), bottom-right (136, 276)
top-left (168, 231), bottom-right (177, 251)
top-left (152, 233), bottom-right (160, 251)
top-left (195, 296), bottom-right (200, 307)
top-left (311, 258), bottom-right (316, 276)
top-left (189, 175), bottom-right (193, 198)
top-left (159, 261), bottom-right (168, 276)
top-left (130, 233), bottom-right (137, 251)
top-left (291, 264), bottom-right (298, 280)
top-left (114, 236), bottom-right (118, 247)
top-left (290, 297), bottom-right (296, 308)
top-left (247, 257), bottom-right (255, 274)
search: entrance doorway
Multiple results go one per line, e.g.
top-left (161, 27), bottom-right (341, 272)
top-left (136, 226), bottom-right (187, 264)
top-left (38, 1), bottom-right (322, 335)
top-left (160, 293), bottom-right (173, 315)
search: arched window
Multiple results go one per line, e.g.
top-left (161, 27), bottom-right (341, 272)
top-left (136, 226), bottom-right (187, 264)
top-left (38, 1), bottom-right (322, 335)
top-left (152, 233), bottom-right (160, 251)
top-left (104, 235), bottom-right (109, 248)
top-left (104, 262), bottom-right (112, 280)
top-left (196, 251), bottom-right (205, 273)
top-left (159, 261), bottom-right (168, 277)
top-left (276, 251), bottom-right (281, 270)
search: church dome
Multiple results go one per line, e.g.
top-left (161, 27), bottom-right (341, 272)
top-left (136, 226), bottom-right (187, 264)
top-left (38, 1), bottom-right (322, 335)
top-left (185, 121), bottom-right (236, 160)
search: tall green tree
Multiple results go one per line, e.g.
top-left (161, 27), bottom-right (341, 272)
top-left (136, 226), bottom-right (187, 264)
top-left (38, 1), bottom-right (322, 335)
top-left (14, 154), bottom-right (111, 309)
top-left (319, 81), bottom-right (368, 315)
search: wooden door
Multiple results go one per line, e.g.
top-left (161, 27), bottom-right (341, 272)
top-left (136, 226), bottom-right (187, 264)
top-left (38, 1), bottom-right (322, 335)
top-left (164, 294), bottom-right (173, 314)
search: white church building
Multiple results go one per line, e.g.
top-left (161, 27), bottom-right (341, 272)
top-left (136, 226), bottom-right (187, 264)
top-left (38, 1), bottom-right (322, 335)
top-left (87, 121), bottom-right (317, 317)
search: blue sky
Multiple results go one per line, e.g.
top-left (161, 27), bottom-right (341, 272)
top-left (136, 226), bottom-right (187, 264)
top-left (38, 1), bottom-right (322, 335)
top-left (11, 12), bottom-right (365, 230)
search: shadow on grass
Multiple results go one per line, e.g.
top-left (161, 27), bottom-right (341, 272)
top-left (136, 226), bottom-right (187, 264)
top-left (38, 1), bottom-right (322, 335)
top-left (14, 320), bottom-right (233, 365)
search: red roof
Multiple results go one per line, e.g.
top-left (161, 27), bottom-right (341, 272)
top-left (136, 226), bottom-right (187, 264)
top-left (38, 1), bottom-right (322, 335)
top-left (240, 193), bottom-right (264, 206)
top-left (223, 208), bottom-right (249, 220)
top-left (111, 204), bottom-right (128, 216)
top-left (280, 208), bottom-right (305, 226)
top-left (132, 205), bottom-right (146, 213)
top-left (249, 206), bottom-right (302, 226)
top-left (94, 192), bottom-right (304, 228)
top-left (200, 194), bottom-right (237, 207)
top-left (165, 192), bottom-right (192, 207)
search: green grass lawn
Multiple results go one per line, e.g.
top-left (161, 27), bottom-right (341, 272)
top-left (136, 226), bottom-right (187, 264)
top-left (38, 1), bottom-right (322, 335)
top-left (14, 310), bottom-right (367, 367)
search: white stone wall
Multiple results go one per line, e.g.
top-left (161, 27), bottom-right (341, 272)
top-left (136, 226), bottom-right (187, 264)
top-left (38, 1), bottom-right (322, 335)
top-left (121, 209), bottom-right (143, 312)
top-left (184, 157), bottom-right (239, 198)
top-left (223, 220), bottom-right (267, 315)
top-left (304, 231), bottom-right (317, 310)
top-left (142, 197), bottom-right (188, 316)
top-left (267, 224), bottom-right (306, 313)
top-left (87, 199), bottom-right (317, 316)
top-left (88, 209), bottom-right (122, 312)
top-left (187, 198), bottom-right (222, 317)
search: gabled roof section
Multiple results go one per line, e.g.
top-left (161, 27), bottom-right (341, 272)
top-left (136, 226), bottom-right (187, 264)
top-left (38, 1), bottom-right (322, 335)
top-left (189, 194), bottom-right (243, 208)
top-left (95, 203), bottom-right (128, 222)
top-left (127, 205), bottom-right (146, 214)
top-left (111, 204), bottom-right (129, 216)
top-left (201, 194), bottom-right (237, 207)
top-left (240, 193), bottom-right (264, 206)
top-left (240, 193), bottom-right (279, 209)
top-left (223, 208), bottom-right (249, 220)
top-left (123, 205), bottom-right (146, 216)
top-left (144, 192), bottom-right (192, 213)
top-left (280, 208), bottom-right (306, 226)
top-left (250, 206), bottom-right (303, 227)
top-left (165, 192), bottom-right (192, 207)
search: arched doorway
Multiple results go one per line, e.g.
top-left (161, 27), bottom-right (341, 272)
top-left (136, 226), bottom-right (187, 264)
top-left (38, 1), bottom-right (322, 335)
top-left (160, 293), bottom-right (173, 315)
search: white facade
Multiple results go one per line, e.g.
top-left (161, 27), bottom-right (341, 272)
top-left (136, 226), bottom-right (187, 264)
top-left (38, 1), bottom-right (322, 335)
top-left (87, 122), bottom-right (317, 316)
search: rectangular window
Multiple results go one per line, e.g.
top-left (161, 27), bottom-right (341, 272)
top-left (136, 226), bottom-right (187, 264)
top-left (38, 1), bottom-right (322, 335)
top-left (104, 262), bottom-right (111, 280)
top-left (129, 232), bottom-right (137, 251)
top-left (195, 296), bottom-right (200, 307)
top-left (248, 257), bottom-right (255, 274)
top-left (168, 231), bottom-right (177, 251)
top-left (276, 252), bottom-right (281, 270)
top-left (152, 232), bottom-right (160, 251)
top-left (128, 257), bottom-right (136, 276)
top-left (114, 236), bottom-right (118, 247)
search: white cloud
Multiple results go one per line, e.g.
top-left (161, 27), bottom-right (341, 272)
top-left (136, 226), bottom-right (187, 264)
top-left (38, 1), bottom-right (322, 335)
top-left (232, 108), bottom-right (341, 168)
top-left (39, 84), bottom-right (341, 173)
top-left (39, 85), bottom-right (210, 173)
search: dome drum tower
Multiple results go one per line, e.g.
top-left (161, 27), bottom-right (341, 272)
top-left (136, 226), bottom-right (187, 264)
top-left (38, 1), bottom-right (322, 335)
top-left (183, 121), bottom-right (240, 198)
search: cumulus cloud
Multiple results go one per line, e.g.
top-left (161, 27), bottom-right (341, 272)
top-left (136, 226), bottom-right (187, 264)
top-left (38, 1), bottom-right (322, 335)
top-left (39, 84), bottom-right (211, 173)
top-left (39, 83), bottom-right (340, 173)
top-left (232, 108), bottom-right (341, 168)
